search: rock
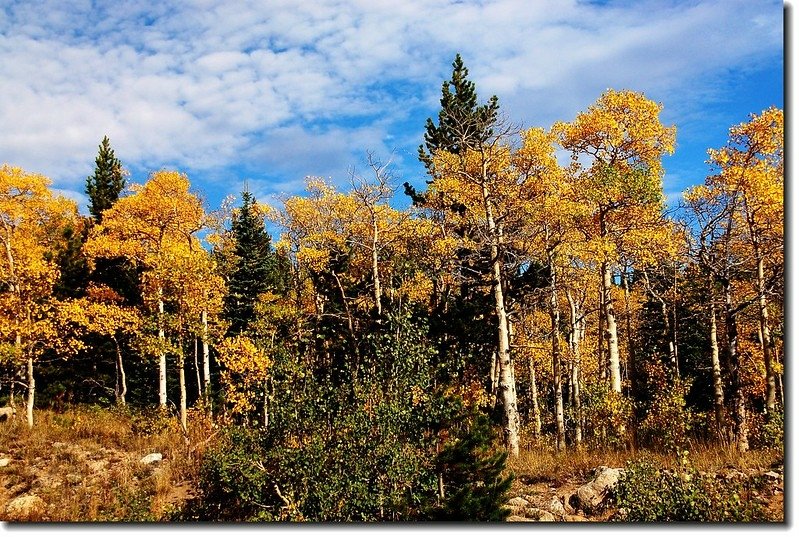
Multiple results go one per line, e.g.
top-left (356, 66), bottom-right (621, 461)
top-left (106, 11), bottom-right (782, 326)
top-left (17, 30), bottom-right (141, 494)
top-left (88, 459), bottom-right (107, 473)
top-left (0, 458), bottom-right (11, 467)
top-left (507, 515), bottom-right (535, 522)
top-left (5, 494), bottom-right (47, 521)
top-left (763, 470), bottom-right (781, 481)
top-left (504, 496), bottom-right (530, 515)
top-left (575, 467), bottom-right (623, 513)
top-left (548, 496), bottom-right (566, 517)
top-left (561, 493), bottom-right (576, 514)
top-left (140, 452), bottom-right (163, 464)
top-left (524, 508), bottom-right (556, 521)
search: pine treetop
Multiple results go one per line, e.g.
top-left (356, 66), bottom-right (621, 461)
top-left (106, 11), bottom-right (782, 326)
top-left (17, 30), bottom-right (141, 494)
top-left (86, 135), bottom-right (125, 222)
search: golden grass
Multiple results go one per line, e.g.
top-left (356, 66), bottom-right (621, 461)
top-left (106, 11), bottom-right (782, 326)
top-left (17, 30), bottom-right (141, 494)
top-left (508, 435), bottom-right (783, 485)
top-left (0, 406), bottom-right (218, 521)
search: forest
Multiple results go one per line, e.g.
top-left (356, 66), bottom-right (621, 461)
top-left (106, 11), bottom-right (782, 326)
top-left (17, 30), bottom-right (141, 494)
top-left (0, 56), bottom-right (784, 522)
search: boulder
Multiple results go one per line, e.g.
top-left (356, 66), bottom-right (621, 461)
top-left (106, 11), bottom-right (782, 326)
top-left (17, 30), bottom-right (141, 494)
top-left (140, 452), bottom-right (163, 464)
top-left (575, 466), bottom-right (623, 513)
top-left (504, 496), bottom-right (530, 515)
top-left (5, 495), bottom-right (47, 521)
top-left (524, 508), bottom-right (556, 522)
top-left (507, 515), bottom-right (535, 522)
top-left (548, 496), bottom-right (566, 518)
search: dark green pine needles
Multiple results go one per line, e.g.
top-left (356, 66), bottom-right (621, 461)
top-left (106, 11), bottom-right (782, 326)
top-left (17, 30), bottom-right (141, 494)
top-left (223, 191), bottom-right (283, 336)
top-left (86, 135), bottom-right (125, 222)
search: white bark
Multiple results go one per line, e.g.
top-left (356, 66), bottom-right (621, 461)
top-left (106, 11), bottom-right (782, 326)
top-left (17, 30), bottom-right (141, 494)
top-left (602, 263), bottom-right (621, 393)
top-left (158, 293), bottom-right (167, 407)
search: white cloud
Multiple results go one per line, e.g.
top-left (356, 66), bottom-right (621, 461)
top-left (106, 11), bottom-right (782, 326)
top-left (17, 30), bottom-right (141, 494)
top-left (0, 0), bottom-right (783, 206)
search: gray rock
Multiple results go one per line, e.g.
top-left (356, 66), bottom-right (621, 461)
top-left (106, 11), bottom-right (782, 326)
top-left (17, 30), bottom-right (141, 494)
top-left (5, 494), bottom-right (46, 520)
top-left (524, 508), bottom-right (556, 522)
top-left (548, 496), bottom-right (566, 517)
top-left (140, 452), bottom-right (163, 464)
top-left (575, 467), bottom-right (623, 513)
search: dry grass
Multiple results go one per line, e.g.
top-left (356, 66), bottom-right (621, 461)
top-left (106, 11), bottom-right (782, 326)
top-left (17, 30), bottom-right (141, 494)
top-left (508, 435), bottom-right (783, 486)
top-left (0, 406), bottom-right (219, 521)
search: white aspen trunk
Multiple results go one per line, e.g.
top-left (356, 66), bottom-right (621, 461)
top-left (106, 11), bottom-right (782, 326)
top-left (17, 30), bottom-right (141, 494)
top-left (113, 336), bottom-right (127, 406)
top-left (202, 310), bottom-right (211, 399)
top-left (602, 263), bottom-right (621, 393)
top-left (549, 249), bottom-right (565, 450)
top-left (528, 354), bottom-right (541, 438)
top-left (567, 290), bottom-right (583, 448)
top-left (371, 219), bottom-right (382, 317)
top-left (26, 353), bottom-right (34, 428)
top-left (489, 352), bottom-right (499, 408)
top-left (482, 180), bottom-right (520, 457)
top-left (178, 352), bottom-right (187, 435)
top-left (724, 281), bottom-right (748, 452)
top-left (158, 293), bottom-right (167, 408)
top-left (193, 338), bottom-right (202, 400)
top-left (756, 256), bottom-right (777, 413)
top-left (708, 280), bottom-right (725, 433)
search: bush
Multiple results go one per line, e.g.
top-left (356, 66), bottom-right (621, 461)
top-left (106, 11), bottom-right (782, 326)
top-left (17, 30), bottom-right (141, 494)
top-left (615, 454), bottom-right (767, 522)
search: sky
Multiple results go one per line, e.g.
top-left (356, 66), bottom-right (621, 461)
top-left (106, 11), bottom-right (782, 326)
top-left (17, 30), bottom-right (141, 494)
top-left (0, 0), bottom-right (785, 215)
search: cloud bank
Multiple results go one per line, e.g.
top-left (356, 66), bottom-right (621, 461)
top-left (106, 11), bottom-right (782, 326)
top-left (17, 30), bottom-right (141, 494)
top-left (0, 0), bottom-right (783, 207)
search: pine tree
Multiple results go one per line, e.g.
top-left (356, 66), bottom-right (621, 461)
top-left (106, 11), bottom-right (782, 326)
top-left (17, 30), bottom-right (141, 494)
top-left (417, 53), bottom-right (500, 170)
top-left (86, 136), bottom-right (125, 222)
top-left (223, 191), bottom-right (282, 336)
top-left (426, 413), bottom-right (513, 521)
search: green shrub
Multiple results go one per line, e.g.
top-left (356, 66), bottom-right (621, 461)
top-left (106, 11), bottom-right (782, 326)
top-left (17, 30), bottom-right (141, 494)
top-left (615, 454), bottom-right (767, 522)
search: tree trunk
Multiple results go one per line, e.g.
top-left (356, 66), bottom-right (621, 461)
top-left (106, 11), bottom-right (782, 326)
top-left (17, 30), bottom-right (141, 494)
top-left (755, 255), bottom-right (777, 413)
top-left (567, 290), bottom-right (583, 448)
top-left (601, 262), bottom-right (621, 393)
top-left (707, 278), bottom-right (725, 433)
top-left (113, 335), bottom-right (127, 406)
top-left (549, 250), bottom-right (565, 450)
top-left (724, 280), bottom-right (748, 452)
top-left (482, 181), bottom-right (519, 457)
top-left (158, 292), bottom-right (167, 408)
top-left (194, 338), bottom-right (202, 400)
top-left (529, 354), bottom-right (541, 438)
top-left (372, 219), bottom-right (382, 317)
top-left (202, 310), bottom-right (211, 401)
top-left (26, 353), bottom-right (34, 428)
top-left (178, 351), bottom-right (187, 435)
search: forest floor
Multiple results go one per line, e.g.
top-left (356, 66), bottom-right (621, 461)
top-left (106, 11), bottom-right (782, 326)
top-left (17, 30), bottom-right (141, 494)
top-left (0, 407), bottom-right (785, 522)
top-left (505, 440), bottom-right (784, 523)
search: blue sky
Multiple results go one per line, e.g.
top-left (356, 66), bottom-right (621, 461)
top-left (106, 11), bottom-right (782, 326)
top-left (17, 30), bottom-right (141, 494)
top-left (0, 0), bottom-right (784, 214)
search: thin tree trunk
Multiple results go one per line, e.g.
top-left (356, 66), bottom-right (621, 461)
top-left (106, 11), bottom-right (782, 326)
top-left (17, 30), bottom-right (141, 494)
top-left (597, 281), bottom-right (606, 381)
top-left (113, 335), bottom-right (127, 406)
top-left (194, 338), bottom-right (202, 400)
top-left (708, 281), bottom-right (725, 433)
top-left (202, 310), bottom-right (211, 401)
top-left (567, 290), bottom-right (583, 448)
top-left (482, 179), bottom-right (519, 457)
top-left (26, 353), bottom-right (34, 428)
top-left (529, 354), bottom-right (542, 438)
top-left (178, 350), bottom-right (187, 435)
top-left (372, 219), bottom-right (382, 317)
top-left (549, 248), bottom-right (565, 450)
top-left (755, 255), bottom-right (777, 413)
top-left (158, 292), bottom-right (167, 408)
top-left (602, 262), bottom-right (621, 393)
top-left (489, 351), bottom-right (498, 408)
top-left (622, 267), bottom-right (633, 391)
top-left (724, 280), bottom-right (748, 452)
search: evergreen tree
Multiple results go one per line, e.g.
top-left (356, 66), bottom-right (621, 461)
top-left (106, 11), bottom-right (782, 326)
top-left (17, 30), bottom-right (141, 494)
top-left (86, 135), bottom-right (125, 222)
top-left (426, 413), bottom-right (513, 521)
top-left (223, 191), bottom-right (282, 336)
top-left (417, 53), bottom-right (500, 170)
